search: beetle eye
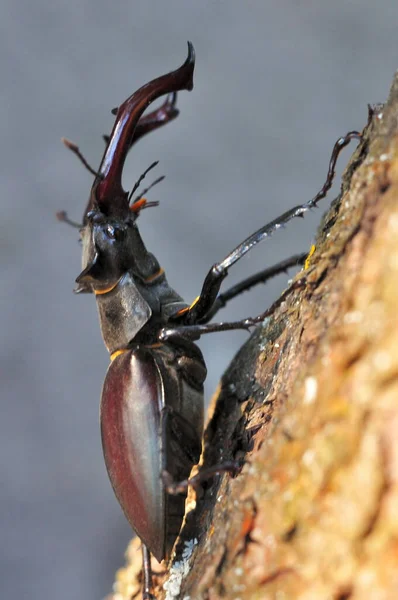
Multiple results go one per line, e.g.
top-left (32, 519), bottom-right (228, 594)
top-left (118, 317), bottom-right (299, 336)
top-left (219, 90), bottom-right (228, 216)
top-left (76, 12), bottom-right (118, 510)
top-left (106, 225), bottom-right (115, 238)
top-left (105, 224), bottom-right (126, 241)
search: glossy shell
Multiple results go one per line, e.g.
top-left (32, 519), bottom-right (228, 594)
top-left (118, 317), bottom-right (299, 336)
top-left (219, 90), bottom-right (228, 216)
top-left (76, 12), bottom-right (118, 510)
top-left (100, 346), bottom-right (204, 561)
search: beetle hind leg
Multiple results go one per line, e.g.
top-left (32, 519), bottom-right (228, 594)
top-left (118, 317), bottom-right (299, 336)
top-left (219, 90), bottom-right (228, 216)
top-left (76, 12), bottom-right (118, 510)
top-left (160, 406), bottom-right (203, 553)
top-left (163, 459), bottom-right (242, 495)
top-left (141, 544), bottom-right (155, 600)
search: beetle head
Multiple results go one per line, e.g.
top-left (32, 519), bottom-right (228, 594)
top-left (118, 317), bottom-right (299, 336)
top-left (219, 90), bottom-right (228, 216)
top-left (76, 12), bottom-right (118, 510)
top-left (75, 42), bottom-right (195, 293)
top-left (76, 209), bottom-right (136, 293)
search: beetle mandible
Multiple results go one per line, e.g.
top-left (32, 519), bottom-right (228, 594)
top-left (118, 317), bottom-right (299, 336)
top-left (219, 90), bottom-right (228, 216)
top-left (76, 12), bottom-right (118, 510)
top-left (60, 42), bottom-right (360, 598)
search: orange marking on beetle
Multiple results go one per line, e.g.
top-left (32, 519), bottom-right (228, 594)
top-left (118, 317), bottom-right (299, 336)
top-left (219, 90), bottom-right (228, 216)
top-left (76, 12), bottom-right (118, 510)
top-left (190, 295), bottom-right (200, 309)
top-left (94, 280), bottom-right (120, 295)
top-left (144, 268), bottom-right (165, 283)
top-left (175, 295), bottom-right (201, 316)
top-left (130, 198), bottom-right (147, 213)
top-left (304, 244), bottom-right (316, 269)
top-left (110, 348), bottom-right (129, 361)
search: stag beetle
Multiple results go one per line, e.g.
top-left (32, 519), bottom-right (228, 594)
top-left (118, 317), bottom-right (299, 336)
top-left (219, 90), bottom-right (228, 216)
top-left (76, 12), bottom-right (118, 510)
top-left (60, 42), bottom-right (361, 598)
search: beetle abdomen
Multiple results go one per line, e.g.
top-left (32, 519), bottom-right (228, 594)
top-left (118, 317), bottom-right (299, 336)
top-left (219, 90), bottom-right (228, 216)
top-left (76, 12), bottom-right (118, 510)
top-left (100, 344), bottom-right (204, 562)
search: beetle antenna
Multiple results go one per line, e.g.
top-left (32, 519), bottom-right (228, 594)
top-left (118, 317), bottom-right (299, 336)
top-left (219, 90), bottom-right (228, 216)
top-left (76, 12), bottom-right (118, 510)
top-left (131, 175), bottom-right (165, 206)
top-left (128, 161), bottom-right (159, 202)
top-left (141, 200), bottom-right (160, 209)
top-left (56, 210), bottom-right (82, 229)
top-left (61, 137), bottom-right (100, 178)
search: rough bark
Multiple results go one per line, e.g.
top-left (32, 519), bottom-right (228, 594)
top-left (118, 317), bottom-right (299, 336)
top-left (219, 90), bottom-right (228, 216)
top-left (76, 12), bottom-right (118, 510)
top-left (109, 73), bottom-right (398, 600)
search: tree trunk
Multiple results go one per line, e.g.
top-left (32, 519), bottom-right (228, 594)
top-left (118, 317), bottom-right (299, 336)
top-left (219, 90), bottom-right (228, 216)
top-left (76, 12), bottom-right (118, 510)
top-left (110, 73), bottom-right (398, 600)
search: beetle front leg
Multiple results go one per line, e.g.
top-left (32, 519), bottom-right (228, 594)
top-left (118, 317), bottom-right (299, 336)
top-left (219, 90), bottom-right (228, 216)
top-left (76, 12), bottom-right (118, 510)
top-left (172, 131), bottom-right (361, 325)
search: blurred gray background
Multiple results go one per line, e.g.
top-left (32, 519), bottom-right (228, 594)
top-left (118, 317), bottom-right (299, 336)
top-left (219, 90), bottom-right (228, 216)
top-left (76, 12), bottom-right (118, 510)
top-left (1, 1), bottom-right (397, 598)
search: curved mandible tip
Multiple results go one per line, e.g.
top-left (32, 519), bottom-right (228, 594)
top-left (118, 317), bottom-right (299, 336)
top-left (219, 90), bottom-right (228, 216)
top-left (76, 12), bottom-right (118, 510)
top-left (89, 42), bottom-right (195, 218)
top-left (184, 41), bottom-right (195, 90)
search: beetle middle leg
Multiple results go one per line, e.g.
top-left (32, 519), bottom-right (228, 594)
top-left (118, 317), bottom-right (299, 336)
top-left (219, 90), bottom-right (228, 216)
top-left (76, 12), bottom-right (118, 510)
top-left (160, 277), bottom-right (307, 341)
top-left (200, 252), bottom-right (307, 323)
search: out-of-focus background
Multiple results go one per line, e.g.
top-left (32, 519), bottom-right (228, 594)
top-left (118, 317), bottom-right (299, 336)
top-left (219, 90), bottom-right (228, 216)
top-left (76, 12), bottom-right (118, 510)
top-left (2, 2), bottom-right (397, 598)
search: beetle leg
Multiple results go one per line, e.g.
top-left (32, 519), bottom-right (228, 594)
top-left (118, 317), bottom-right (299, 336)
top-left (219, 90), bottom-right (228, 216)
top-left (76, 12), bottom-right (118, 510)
top-left (161, 405), bottom-right (203, 466)
top-left (173, 131), bottom-right (361, 325)
top-left (162, 460), bottom-right (241, 495)
top-left (199, 252), bottom-right (307, 323)
top-left (141, 544), bottom-right (155, 600)
top-left (160, 278), bottom-right (307, 341)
